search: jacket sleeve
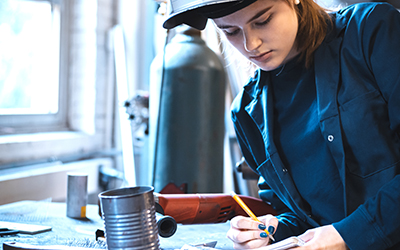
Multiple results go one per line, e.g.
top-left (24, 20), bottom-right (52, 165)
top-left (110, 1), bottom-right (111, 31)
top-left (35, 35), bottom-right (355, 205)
top-left (231, 106), bottom-right (313, 241)
top-left (258, 177), bottom-right (314, 241)
top-left (333, 4), bottom-right (400, 250)
top-left (363, 4), bottom-right (400, 133)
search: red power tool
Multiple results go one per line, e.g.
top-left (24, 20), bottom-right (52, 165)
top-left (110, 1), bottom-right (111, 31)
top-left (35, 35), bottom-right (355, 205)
top-left (154, 193), bottom-right (277, 224)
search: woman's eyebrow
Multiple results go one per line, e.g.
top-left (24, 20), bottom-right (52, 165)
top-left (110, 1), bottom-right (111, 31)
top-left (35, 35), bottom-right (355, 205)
top-left (216, 6), bottom-right (273, 29)
top-left (247, 6), bottom-right (273, 23)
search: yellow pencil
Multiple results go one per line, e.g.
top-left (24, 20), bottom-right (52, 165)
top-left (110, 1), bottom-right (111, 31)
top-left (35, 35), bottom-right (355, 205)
top-left (230, 191), bottom-right (275, 242)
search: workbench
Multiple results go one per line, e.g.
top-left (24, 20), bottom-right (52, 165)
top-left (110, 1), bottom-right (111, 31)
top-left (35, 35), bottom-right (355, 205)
top-left (0, 201), bottom-right (234, 250)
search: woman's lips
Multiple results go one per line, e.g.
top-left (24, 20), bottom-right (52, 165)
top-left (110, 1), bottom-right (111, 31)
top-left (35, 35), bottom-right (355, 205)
top-left (250, 51), bottom-right (272, 63)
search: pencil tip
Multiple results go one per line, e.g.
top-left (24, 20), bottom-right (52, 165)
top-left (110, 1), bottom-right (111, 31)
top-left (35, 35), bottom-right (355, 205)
top-left (269, 234), bottom-right (275, 242)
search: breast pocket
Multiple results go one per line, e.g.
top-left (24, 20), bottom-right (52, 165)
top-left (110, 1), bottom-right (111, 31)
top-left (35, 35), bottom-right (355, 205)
top-left (339, 90), bottom-right (400, 178)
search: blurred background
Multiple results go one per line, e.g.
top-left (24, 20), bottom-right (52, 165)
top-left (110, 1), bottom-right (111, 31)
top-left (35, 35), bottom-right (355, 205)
top-left (0, 0), bottom-right (398, 205)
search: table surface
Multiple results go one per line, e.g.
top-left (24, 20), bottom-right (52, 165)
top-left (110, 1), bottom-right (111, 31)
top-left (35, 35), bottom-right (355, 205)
top-left (0, 201), bottom-right (234, 250)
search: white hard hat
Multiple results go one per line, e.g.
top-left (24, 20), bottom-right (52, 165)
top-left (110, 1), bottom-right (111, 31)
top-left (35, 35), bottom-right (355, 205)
top-left (163, 0), bottom-right (257, 30)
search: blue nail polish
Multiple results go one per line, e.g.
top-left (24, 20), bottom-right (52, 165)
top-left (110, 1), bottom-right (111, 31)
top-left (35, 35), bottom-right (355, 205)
top-left (258, 224), bottom-right (266, 230)
top-left (260, 232), bottom-right (268, 238)
top-left (268, 225), bottom-right (275, 234)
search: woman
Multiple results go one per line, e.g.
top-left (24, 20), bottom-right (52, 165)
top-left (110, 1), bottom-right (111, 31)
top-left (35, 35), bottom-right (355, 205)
top-left (163, 0), bottom-right (400, 249)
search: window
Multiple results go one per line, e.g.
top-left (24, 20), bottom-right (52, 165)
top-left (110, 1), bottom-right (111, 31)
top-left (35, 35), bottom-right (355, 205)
top-left (0, 0), bottom-right (113, 168)
top-left (0, 0), bottom-right (66, 134)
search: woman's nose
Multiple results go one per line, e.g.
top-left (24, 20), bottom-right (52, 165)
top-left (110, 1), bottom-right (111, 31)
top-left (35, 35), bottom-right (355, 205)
top-left (244, 30), bottom-right (262, 52)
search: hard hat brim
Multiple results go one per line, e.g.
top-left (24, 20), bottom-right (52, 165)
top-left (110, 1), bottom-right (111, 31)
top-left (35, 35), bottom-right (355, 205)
top-left (163, 0), bottom-right (257, 30)
top-left (163, 9), bottom-right (208, 30)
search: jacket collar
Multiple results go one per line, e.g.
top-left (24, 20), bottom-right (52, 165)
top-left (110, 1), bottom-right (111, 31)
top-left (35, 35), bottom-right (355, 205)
top-left (244, 69), bottom-right (276, 158)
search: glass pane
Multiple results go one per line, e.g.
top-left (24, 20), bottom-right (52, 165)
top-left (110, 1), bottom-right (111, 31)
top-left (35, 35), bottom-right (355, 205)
top-left (0, 0), bottom-right (60, 115)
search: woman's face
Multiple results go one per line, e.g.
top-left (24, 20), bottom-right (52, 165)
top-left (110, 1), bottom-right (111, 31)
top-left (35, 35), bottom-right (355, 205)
top-left (213, 0), bottom-right (299, 71)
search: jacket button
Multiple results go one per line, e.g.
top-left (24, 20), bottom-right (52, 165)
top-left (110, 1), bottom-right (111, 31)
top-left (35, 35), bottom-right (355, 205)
top-left (327, 135), bottom-right (334, 142)
top-left (282, 168), bottom-right (288, 173)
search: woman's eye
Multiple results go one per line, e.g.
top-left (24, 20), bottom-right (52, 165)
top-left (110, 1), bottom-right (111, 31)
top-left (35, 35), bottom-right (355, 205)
top-left (224, 29), bottom-right (240, 36)
top-left (256, 14), bottom-right (273, 26)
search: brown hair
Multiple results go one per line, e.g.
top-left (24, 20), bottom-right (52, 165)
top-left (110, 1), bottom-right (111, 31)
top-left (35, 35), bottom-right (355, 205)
top-left (289, 0), bottom-right (331, 68)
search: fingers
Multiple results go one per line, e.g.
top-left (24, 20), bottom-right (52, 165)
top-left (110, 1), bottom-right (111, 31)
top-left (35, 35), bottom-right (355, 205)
top-left (230, 215), bottom-right (262, 230)
top-left (295, 225), bottom-right (348, 250)
top-left (259, 214), bottom-right (279, 235)
top-left (230, 214), bottom-right (278, 232)
top-left (227, 215), bottom-right (279, 249)
top-left (298, 228), bottom-right (315, 243)
top-left (227, 227), bottom-right (266, 243)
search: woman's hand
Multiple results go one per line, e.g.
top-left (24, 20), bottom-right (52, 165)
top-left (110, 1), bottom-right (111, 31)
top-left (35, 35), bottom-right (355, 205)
top-left (295, 225), bottom-right (349, 250)
top-left (226, 214), bottom-right (279, 249)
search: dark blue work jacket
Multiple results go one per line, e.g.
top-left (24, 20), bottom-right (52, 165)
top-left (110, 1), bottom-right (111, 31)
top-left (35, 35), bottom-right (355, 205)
top-left (231, 3), bottom-right (400, 250)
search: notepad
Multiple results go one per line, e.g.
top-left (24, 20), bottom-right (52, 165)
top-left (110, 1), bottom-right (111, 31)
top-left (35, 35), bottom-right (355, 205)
top-left (258, 236), bottom-right (305, 250)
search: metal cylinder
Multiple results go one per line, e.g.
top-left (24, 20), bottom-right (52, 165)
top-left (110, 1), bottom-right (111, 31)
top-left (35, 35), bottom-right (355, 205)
top-left (149, 25), bottom-right (225, 193)
top-left (98, 186), bottom-right (159, 250)
top-left (66, 173), bottom-right (88, 218)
